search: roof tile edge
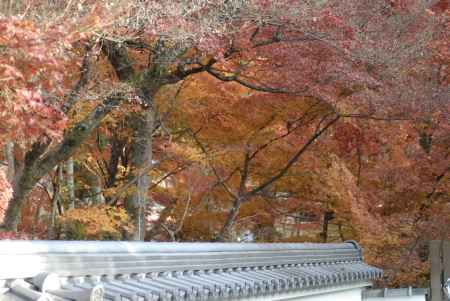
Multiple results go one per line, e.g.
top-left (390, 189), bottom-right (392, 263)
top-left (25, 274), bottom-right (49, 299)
top-left (0, 241), bottom-right (383, 301)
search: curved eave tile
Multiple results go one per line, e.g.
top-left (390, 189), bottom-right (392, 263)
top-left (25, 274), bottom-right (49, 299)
top-left (0, 241), bottom-right (383, 301)
top-left (1, 262), bottom-right (382, 301)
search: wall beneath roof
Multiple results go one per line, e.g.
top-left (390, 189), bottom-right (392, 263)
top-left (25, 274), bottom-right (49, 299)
top-left (365, 296), bottom-right (426, 301)
top-left (245, 285), bottom-right (366, 301)
top-left (293, 287), bottom-right (363, 301)
top-left (363, 288), bottom-right (428, 301)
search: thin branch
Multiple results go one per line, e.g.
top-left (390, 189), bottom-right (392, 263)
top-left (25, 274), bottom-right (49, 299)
top-left (412, 165), bottom-right (450, 227)
top-left (238, 150), bottom-right (250, 196)
top-left (206, 67), bottom-right (298, 94)
top-left (210, 166), bottom-right (240, 190)
top-left (356, 145), bottom-right (363, 187)
top-left (246, 114), bottom-right (341, 197)
top-left (107, 162), bottom-right (188, 204)
top-left (175, 189), bottom-right (192, 234)
top-left (341, 113), bottom-right (412, 121)
top-left (247, 100), bottom-right (323, 161)
top-left (190, 129), bottom-right (238, 200)
top-left (173, 58), bottom-right (216, 79)
top-left (160, 223), bottom-right (176, 241)
top-left (63, 42), bottom-right (96, 113)
top-left (149, 166), bottom-right (188, 191)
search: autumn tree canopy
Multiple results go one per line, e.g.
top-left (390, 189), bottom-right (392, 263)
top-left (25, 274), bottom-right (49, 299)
top-left (0, 0), bottom-right (448, 287)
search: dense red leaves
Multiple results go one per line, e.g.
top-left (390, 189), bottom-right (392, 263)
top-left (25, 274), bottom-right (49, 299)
top-left (0, 18), bottom-right (71, 143)
top-left (0, 231), bottom-right (28, 240)
top-left (0, 171), bottom-right (12, 223)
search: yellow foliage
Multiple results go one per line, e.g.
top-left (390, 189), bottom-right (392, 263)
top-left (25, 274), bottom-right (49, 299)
top-left (58, 205), bottom-right (134, 240)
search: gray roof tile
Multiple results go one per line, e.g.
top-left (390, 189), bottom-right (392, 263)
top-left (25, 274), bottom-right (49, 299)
top-left (0, 241), bottom-right (382, 301)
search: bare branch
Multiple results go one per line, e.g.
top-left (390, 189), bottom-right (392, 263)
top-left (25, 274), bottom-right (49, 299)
top-left (238, 150), bottom-right (250, 196)
top-left (247, 100), bottom-right (323, 161)
top-left (107, 160), bottom-right (188, 205)
top-left (246, 114), bottom-right (340, 197)
top-left (341, 113), bottom-right (413, 121)
top-left (190, 129), bottom-right (238, 200)
top-left (206, 67), bottom-right (298, 94)
top-left (63, 42), bottom-right (96, 113)
top-left (175, 188), bottom-right (192, 234)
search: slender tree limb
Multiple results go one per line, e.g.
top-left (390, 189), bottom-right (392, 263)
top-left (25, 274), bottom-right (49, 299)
top-left (206, 67), bottom-right (298, 94)
top-left (63, 43), bottom-right (96, 113)
top-left (190, 130), bottom-right (238, 201)
top-left (175, 189), bottom-right (192, 234)
top-left (160, 223), bottom-right (176, 241)
top-left (246, 114), bottom-right (341, 197)
top-left (238, 150), bottom-right (250, 196)
top-left (210, 167), bottom-right (240, 191)
top-left (146, 197), bottom-right (178, 240)
top-left (247, 100), bottom-right (323, 162)
top-left (107, 162), bottom-right (188, 205)
top-left (340, 113), bottom-right (412, 121)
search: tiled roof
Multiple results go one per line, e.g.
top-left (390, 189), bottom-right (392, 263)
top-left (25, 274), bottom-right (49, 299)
top-left (0, 240), bottom-right (382, 301)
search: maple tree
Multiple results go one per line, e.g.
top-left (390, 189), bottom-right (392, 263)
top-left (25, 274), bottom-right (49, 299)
top-left (0, 0), bottom-right (448, 288)
top-left (0, 0), bottom-right (124, 229)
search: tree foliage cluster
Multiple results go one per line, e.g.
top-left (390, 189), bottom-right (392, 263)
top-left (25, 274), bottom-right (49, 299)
top-left (0, 0), bottom-right (448, 287)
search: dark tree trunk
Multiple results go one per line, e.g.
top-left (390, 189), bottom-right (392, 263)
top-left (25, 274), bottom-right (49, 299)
top-left (4, 142), bottom-right (15, 182)
top-left (321, 211), bottom-right (335, 243)
top-left (215, 198), bottom-right (243, 242)
top-left (66, 158), bottom-right (75, 209)
top-left (124, 108), bottom-right (155, 240)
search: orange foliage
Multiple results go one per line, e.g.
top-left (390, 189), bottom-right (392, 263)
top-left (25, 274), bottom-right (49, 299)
top-left (58, 205), bottom-right (134, 240)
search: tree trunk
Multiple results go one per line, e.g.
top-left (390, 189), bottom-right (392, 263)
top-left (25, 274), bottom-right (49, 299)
top-left (93, 176), bottom-right (104, 204)
top-left (66, 158), bottom-right (75, 209)
top-left (338, 223), bottom-right (345, 242)
top-left (57, 165), bottom-right (64, 215)
top-left (125, 108), bottom-right (155, 240)
top-left (3, 93), bottom-right (124, 231)
top-left (4, 142), bottom-right (15, 182)
top-left (4, 169), bottom-right (41, 231)
top-left (47, 165), bottom-right (63, 239)
top-left (321, 211), bottom-right (335, 243)
top-left (216, 198), bottom-right (243, 242)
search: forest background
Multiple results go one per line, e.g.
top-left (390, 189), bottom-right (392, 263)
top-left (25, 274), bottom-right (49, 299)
top-left (0, 0), bottom-right (448, 288)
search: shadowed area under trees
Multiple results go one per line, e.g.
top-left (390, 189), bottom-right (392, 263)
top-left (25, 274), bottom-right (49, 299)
top-left (0, 0), bottom-right (448, 288)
